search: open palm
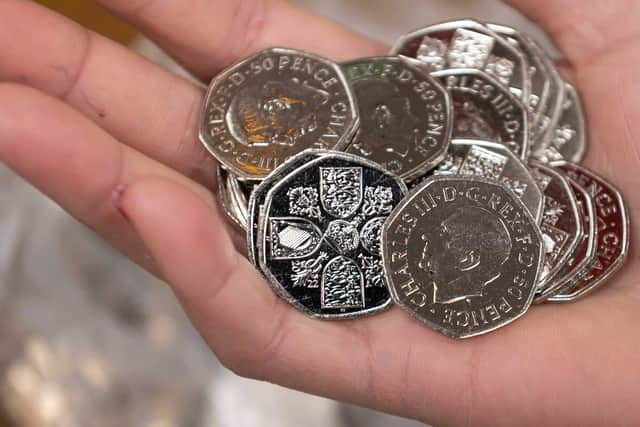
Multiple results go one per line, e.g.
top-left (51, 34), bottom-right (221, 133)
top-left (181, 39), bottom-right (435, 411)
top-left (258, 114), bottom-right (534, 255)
top-left (1, 1), bottom-right (638, 425)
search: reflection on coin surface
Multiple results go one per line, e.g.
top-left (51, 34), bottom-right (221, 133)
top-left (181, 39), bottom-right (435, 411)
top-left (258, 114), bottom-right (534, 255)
top-left (342, 56), bottom-right (452, 180)
top-left (486, 24), bottom-right (551, 126)
top-left (534, 83), bottom-right (587, 163)
top-left (217, 166), bottom-right (254, 231)
top-left (382, 175), bottom-right (543, 338)
top-left (433, 140), bottom-right (543, 221)
top-left (542, 176), bottom-right (597, 300)
top-left (548, 162), bottom-right (629, 301)
top-left (247, 150), bottom-right (324, 267)
top-left (257, 151), bottom-right (407, 318)
top-left (200, 48), bottom-right (358, 180)
top-left (529, 163), bottom-right (582, 300)
top-left (390, 19), bottom-right (530, 103)
top-left (431, 69), bottom-right (528, 159)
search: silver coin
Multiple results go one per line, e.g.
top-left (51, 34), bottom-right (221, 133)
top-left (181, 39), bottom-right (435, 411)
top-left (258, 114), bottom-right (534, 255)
top-left (431, 69), bottom-right (529, 159)
top-left (528, 162), bottom-right (583, 301)
top-left (257, 151), bottom-right (408, 319)
top-left (342, 56), bottom-right (453, 180)
top-left (529, 47), bottom-right (566, 149)
top-left (391, 19), bottom-right (531, 103)
top-left (200, 48), bottom-right (359, 180)
top-left (540, 174), bottom-right (597, 301)
top-left (217, 166), bottom-right (248, 230)
top-left (247, 150), bottom-right (325, 267)
top-left (534, 83), bottom-right (587, 163)
top-left (382, 175), bottom-right (544, 339)
top-left (486, 24), bottom-right (551, 127)
top-left (432, 139), bottom-right (543, 221)
top-left (548, 162), bottom-right (630, 302)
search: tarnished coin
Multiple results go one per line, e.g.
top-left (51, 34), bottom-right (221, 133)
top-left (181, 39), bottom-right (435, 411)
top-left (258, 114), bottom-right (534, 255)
top-left (548, 163), bottom-right (630, 302)
top-left (257, 151), bottom-right (408, 318)
top-left (247, 150), bottom-right (324, 267)
top-left (200, 48), bottom-right (358, 180)
top-left (540, 176), bottom-right (597, 301)
top-left (342, 56), bottom-right (452, 180)
top-left (431, 69), bottom-right (529, 159)
top-left (534, 83), bottom-right (587, 163)
top-left (432, 139), bottom-right (543, 221)
top-left (217, 166), bottom-right (254, 230)
top-left (391, 19), bottom-right (530, 103)
top-left (529, 162), bottom-right (583, 300)
top-left (486, 24), bottom-right (551, 126)
top-left (382, 175), bottom-right (543, 339)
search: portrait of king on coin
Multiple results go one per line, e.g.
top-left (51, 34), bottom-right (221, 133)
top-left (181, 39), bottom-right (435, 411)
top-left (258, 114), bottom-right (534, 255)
top-left (200, 48), bottom-right (358, 180)
top-left (343, 57), bottom-right (452, 180)
top-left (382, 176), bottom-right (543, 338)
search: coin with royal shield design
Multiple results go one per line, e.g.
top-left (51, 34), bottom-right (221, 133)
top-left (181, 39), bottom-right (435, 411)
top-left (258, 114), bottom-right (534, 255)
top-left (382, 175), bottom-right (544, 339)
top-left (257, 151), bottom-right (408, 318)
top-left (390, 20), bottom-right (530, 103)
top-left (247, 150), bottom-right (325, 267)
top-left (342, 56), bottom-right (453, 180)
top-left (431, 69), bottom-right (529, 159)
top-left (548, 162), bottom-right (629, 301)
top-left (528, 162), bottom-right (583, 298)
top-left (200, 48), bottom-right (358, 180)
top-left (430, 139), bottom-right (543, 221)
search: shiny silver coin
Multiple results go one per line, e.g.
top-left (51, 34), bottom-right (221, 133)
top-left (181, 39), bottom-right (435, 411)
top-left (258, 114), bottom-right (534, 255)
top-left (342, 56), bottom-right (453, 180)
top-left (529, 48), bottom-right (566, 149)
top-left (200, 48), bottom-right (358, 180)
top-left (217, 166), bottom-right (253, 231)
top-left (431, 69), bottom-right (529, 159)
top-left (391, 19), bottom-right (530, 103)
top-left (548, 162), bottom-right (630, 302)
top-left (382, 175), bottom-right (544, 339)
top-left (485, 24), bottom-right (551, 128)
top-left (534, 83), bottom-right (587, 163)
top-left (247, 150), bottom-right (324, 267)
top-left (257, 151), bottom-right (408, 319)
top-left (432, 139), bottom-right (543, 221)
top-left (528, 162), bottom-right (583, 301)
top-left (539, 175), bottom-right (597, 301)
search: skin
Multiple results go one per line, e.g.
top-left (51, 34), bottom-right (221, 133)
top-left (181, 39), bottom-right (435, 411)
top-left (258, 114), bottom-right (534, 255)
top-left (0, 0), bottom-right (639, 425)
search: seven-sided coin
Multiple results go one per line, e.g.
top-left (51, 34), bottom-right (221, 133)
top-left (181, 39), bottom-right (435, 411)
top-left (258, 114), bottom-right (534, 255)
top-left (391, 19), bottom-right (531, 103)
top-left (257, 151), bottom-right (408, 318)
top-left (342, 56), bottom-right (453, 180)
top-left (382, 175), bottom-right (544, 338)
top-left (548, 162), bottom-right (629, 301)
top-left (200, 48), bottom-right (358, 180)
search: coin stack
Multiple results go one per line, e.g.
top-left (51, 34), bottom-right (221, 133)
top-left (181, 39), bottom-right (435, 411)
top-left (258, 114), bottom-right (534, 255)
top-left (199, 20), bottom-right (630, 339)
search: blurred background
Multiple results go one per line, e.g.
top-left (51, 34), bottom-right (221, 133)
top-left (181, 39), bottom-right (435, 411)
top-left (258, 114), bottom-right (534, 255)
top-left (0, 1), bottom-right (549, 426)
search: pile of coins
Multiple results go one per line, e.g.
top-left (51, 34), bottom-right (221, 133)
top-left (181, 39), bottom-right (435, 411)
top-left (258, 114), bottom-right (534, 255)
top-left (199, 20), bottom-right (630, 339)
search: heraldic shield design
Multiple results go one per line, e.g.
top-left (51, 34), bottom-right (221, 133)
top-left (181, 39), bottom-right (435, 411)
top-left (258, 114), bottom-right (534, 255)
top-left (261, 155), bottom-right (407, 318)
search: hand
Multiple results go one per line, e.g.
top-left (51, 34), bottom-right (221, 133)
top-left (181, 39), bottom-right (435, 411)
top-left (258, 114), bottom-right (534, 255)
top-left (0, 1), bottom-right (638, 425)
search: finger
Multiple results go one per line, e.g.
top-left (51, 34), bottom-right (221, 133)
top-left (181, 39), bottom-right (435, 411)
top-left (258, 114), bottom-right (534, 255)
top-left (502, 0), bottom-right (640, 66)
top-left (0, 0), bottom-right (216, 187)
top-left (0, 82), bottom-right (217, 275)
top-left (118, 171), bottom-right (640, 426)
top-left (118, 174), bottom-right (475, 424)
top-left (94, 0), bottom-right (387, 80)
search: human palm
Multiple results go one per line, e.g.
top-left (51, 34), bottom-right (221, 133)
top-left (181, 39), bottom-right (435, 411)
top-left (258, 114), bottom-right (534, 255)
top-left (0, 1), bottom-right (638, 425)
